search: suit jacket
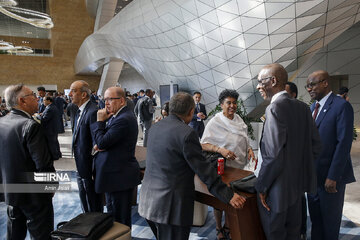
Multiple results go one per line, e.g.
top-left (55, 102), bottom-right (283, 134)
top-left (38, 97), bottom-right (45, 113)
top-left (188, 102), bottom-right (207, 134)
top-left (41, 103), bottom-right (61, 160)
top-left (310, 93), bottom-right (355, 185)
top-left (0, 109), bottom-right (54, 206)
top-left (72, 101), bottom-right (98, 179)
top-left (138, 114), bottom-right (234, 226)
top-left (256, 93), bottom-right (321, 213)
top-left (91, 106), bottom-right (140, 193)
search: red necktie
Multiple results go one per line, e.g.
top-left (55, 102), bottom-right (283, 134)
top-left (313, 103), bottom-right (320, 120)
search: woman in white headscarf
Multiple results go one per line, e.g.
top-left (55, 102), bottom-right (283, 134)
top-left (201, 89), bottom-right (256, 240)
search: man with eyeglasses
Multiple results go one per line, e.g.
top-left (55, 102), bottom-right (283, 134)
top-left (306, 70), bottom-right (355, 240)
top-left (0, 84), bottom-right (55, 239)
top-left (69, 80), bottom-right (103, 213)
top-left (255, 63), bottom-right (321, 240)
top-left (91, 86), bottom-right (140, 227)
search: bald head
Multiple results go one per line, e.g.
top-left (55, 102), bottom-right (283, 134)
top-left (257, 63), bottom-right (288, 100)
top-left (69, 80), bottom-right (92, 107)
top-left (104, 87), bottom-right (126, 114)
top-left (262, 63), bottom-right (288, 86)
top-left (306, 70), bottom-right (330, 101)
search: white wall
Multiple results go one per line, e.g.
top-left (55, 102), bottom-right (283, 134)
top-left (118, 65), bottom-right (153, 94)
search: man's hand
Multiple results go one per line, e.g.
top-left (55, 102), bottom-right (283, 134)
top-left (197, 112), bottom-right (206, 119)
top-left (97, 109), bottom-right (113, 122)
top-left (259, 193), bottom-right (270, 211)
top-left (325, 178), bottom-right (337, 193)
top-left (229, 193), bottom-right (246, 209)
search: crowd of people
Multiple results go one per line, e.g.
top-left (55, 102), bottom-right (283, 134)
top-left (0, 63), bottom-right (356, 240)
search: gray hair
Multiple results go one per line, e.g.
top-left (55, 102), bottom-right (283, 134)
top-left (4, 84), bottom-right (25, 109)
top-left (169, 92), bottom-right (195, 116)
top-left (78, 80), bottom-right (91, 97)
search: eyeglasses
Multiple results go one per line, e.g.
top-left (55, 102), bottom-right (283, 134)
top-left (21, 92), bottom-right (36, 98)
top-left (104, 97), bottom-right (121, 103)
top-left (304, 79), bottom-right (326, 89)
top-left (257, 76), bottom-right (273, 86)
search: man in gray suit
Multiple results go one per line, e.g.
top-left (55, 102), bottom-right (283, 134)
top-left (138, 92), bottom-right (245, 240)
top-left (255, 63), bottom-right (322, 239)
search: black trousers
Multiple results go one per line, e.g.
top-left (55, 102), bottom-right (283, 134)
top-left (308, 184), bottom-right (346, 240)
top-left (146, 219), bottom-right (190, 240)
top-left (105, 188), bottom-right (134, 228)
top-left (7, 198), bottom-right (53, 240)
top-left (77, 175), bottom-right (103, 213)
top-left (257, 194), bottom-right (302, 240)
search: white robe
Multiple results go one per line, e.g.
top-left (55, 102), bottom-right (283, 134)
top-left (201, 112), bottom-right (249, 169)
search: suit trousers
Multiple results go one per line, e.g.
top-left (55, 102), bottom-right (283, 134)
top-left (146, 219), bottom-right (190, 240)
top-left (141, 120), bottom-right (152, 147)
top-left (105, 188), bottom-right (134, 227)
top-left (7, 198), bottom-right (53, 240)
top-left (77, 175), bottom-right (103, 213)
top-left (257, 194), bottom-right (302, 240)
top-left (307, 184), bottom-right (346, 240)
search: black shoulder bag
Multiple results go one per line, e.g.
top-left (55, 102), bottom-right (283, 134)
top-left (51, 212), bottom-right (113, 240)
top-left (230, 173), bottom-right (257, 194)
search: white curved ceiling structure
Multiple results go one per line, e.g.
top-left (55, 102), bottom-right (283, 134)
top-left (75, 0), bottom-right (360, 110)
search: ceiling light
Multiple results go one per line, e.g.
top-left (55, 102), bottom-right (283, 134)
top-left (7, 46), bottom-right (33, 54)
top-left (0, 0), bottom-right (17, 7)
top-left (0, 3), bottom-right (54, 29)
top-left (0, 40), bottom-right (14, 50)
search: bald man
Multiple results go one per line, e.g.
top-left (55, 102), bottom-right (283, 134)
top-left (255, 63), bottom-right (321, 240)
top-left (306, 70), bottom-right (355, 240)
top-left (69, 80), bottom-right (103, 213)
top-left (91, 87), bottom-right (140, 227)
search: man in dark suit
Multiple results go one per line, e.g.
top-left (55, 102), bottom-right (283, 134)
top-left (306, 70), bottom-right (355, 240)
top-left (91, 86), bottom-right (140, 227)
top-left (37, 86), bottom-right (46, 113)
top-left (188, 91), bottom-right (207, 139)
top-left (66, 102), bottom-right (79, 133)
top-left (54, 92), bottom-right (67, 133)
top-left (138, 92), bottom-right (246, 240)
top-left (41, 96), bottom-right (62, 160)
top-left (255, 63), bottom-right (321, 240)
top-left (69, 80), bottom-right (103, 213)
top-left (0, 84), bottom-right (55, 239)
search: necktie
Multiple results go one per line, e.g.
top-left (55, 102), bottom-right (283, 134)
top-left (313, 103), bottom-right (320, 120)
top-left (196, 103), bottom-right (199, 112)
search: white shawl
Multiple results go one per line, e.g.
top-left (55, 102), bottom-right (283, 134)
top-left (201, 112), bottom-right (249, 169)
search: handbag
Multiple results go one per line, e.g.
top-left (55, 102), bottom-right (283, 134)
top-left (230, 173), bottom-right (257, 194)
top-left (51, 212), bottom-right (113, 240)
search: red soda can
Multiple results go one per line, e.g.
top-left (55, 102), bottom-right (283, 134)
top-left (217, 157), bottom-right (224, 175)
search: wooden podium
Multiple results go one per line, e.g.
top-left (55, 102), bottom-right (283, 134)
top-left (194, 167), bottom-right (265, 240)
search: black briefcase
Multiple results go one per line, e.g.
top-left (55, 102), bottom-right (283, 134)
top-left (51, 212), bottom-right (113, 240)
top-left (230, 173), bottom-right (257, 194)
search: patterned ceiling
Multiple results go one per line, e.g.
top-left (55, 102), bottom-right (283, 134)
top-left (75, 0), bottom-right (360, 112)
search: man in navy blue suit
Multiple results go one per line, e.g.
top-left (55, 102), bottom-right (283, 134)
top-left (188, 91), bottom-right (207, 138)
top-left (41, 96), bottom-right (62, 160)
top-left (37, 86), bottom-right (46, 113)
top-left (91, 86), bottom-right (140, 227)
top-left (306, 70), bottom-right (356, 240)
top-left (69, 80), bottom-right (103, 213)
